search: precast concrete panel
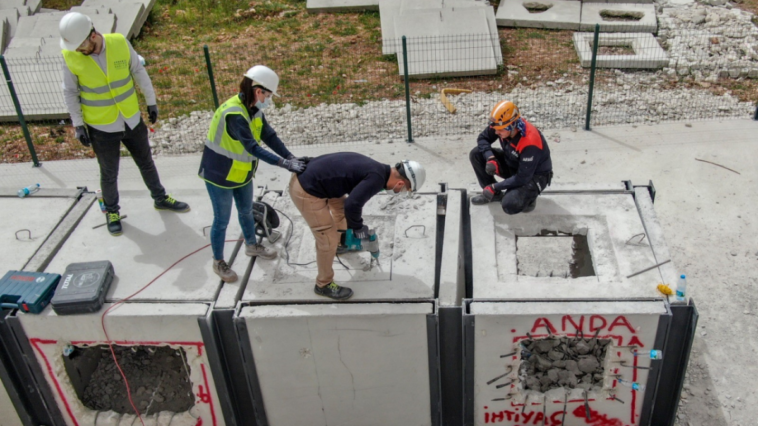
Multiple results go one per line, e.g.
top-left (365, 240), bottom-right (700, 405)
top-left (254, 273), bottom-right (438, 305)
top-left (43, 192), bottom-right (239, 303)
top-left (470, 190), bottom-right (671, 299)
top-left (573, 33), bottom-right (669, 69)
top-left (306, 0), bottom-right (379, 12)
top-left (0, 194), bottom-right (78, 271)
top-left (16, 303), bottom-right (226, 426)
top-left (241, 190), bottom-right (439, 302)
top-left (467, 300), bottom-right (668, 426)
top-left (495, 0), bottom-right (582, 30)
top-left (579, 3), bottom-right (657, 33)
top-left (237, 302), bottom-right (435, 426)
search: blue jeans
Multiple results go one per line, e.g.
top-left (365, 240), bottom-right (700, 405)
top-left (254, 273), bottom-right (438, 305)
top-left (205, 181), bottom-right (257, 261)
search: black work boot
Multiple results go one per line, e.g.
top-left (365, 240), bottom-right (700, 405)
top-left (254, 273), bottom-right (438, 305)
top-left (314, 282), bottom-right (353, 300)
top-left (106, 211), bottom-right (122, 236)
top-left (522, 199), bottom-right (537, 213)
top-left (470, 191), bottom-right (503, 206)
top-left (154, 195), bottom-right (190, 212)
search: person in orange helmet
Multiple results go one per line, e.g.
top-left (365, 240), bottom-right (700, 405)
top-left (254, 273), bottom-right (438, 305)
top-left (469, 100), bottom-right (553, 213)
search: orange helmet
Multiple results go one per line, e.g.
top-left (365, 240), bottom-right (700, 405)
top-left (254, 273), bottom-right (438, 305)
top-left (489, 101), bottom-right (520, 130)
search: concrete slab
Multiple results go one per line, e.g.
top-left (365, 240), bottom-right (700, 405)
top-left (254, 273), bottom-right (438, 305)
top-left (470, 300), bottom-right (666, 426)
top-left (579, 3), bottom-right (657, 32)
top-left (0, 8), bottom-right (20, 43)
top-left (396, 8), bottom-right (498, 78)
top-left (439, 189), bottom-right (464, 307)
top-left (17, 303), bottom-right (225, 426)
top-left (43, 191), bottom-right (240, 303)
top-left (82, 0), bottom-right (156, 38)
top-left (241, 190), bottom-right (438, 302)
top-left (573, 32), bottom-right (669, 68)
top-left (26, 0), bottom-right (39, 14)
top-left (73, 2), bottom-right (144, 39)
top-left (470, 190), bottom-right (672, 299)
top-left (306, 0), bottom-right (379, 12)
top-left (15, 12), bottom-right (115, 38)
top-left (0, 0), bottom-right (29, 15)
top-left (495, 0), bottom-right (581, 30)
top-left (239, 302), bottom-right (433, 426)
top-left (0, 194), bottom-right (77, 272)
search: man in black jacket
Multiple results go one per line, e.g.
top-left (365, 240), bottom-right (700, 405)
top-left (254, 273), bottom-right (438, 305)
top-left (289, 153), bottom-right (426, 300)
top-left (470, 100), bottom-right (553, 213)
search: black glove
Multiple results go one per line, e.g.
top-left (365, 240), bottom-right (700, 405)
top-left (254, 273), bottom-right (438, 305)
top-left (297, 156), bottom-right (313, 164)
top-left (352, 225), bottom-right (370, 240)
top-left (485, 158), bottom-right (500, 176)
top-left (482, 185), bottom-right (497, 202)
top-left (147, 105), bottom-right (158, 124)
top-left (75, 126), bottom-right (90, 147)
top-left (278, 158), bottom-right (306, 173)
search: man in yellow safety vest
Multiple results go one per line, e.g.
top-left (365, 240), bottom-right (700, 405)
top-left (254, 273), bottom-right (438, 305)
top-left (60, 12), bottom-right (189, 236)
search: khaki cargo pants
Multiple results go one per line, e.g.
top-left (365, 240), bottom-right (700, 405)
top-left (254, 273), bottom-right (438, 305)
top-left (289, 174), bottom-right (347, 286)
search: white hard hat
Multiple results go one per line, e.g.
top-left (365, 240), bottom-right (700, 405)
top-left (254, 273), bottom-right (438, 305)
top-left (59, 12), bottom-right (93, 51)
top-left (399, 160), bottom-right (426, 192)
top-left (244, 65), bottom-right (279, 96)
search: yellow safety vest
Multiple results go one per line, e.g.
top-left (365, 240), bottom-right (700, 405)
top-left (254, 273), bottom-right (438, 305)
top-left (204, 95), bottom-right (264, 185)
top-left (62, 33), bottom-right (139, 125)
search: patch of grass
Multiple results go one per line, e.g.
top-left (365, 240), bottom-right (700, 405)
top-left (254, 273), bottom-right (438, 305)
top-left (40, 0), bottom-right (81, 10)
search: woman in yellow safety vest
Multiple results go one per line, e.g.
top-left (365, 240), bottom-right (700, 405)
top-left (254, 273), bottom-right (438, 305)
top-left (198, 65), bottom-right (307, 283)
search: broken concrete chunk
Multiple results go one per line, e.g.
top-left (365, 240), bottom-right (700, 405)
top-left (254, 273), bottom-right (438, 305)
top-left (578, 356), bottom-right (600, 373)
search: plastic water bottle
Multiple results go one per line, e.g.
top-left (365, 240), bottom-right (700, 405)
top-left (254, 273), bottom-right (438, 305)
top-left (17, 183), bottom-right (40, 198)
top-left (676, 274), bottom-right (687, 301)
top-left (96, 189), bottom-right (106, 213)
top-left (617, 378), bottom-right (646, 391)
top-left (633, 349), bottom-right (664, 360)
top-left (138, 54), bottom-right (146, 66)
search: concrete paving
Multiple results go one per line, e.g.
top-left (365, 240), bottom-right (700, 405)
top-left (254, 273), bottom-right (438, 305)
top-left (574, 32), bottom-right (669, 68)
top-left (306, 0), bottom-right (379, 13)
top-left (495, 0), bottom-right (582, 30)
top-left (0, 118), bottom-right (757, 425)
top-left (579, 2), bottom-right (657, 32)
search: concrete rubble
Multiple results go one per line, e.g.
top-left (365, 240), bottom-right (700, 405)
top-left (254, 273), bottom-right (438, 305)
top-left (520, 337), bottom-right (611, 392)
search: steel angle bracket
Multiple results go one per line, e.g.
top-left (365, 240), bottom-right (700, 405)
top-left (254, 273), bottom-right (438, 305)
top-left (639, 299), bottom-right (673, 425)
top-left (233, 306), bottom-right (269, 426)
top-left (4, 314), bottom-right (65, 426)
top-left (462, 299), bottom-right (476, 426)
top-left (198, 306), bottom-right (239, 426)
top-left (650, 300), bottom-right (699, 426)
top-left (427, 300), bottom-right (442, 426)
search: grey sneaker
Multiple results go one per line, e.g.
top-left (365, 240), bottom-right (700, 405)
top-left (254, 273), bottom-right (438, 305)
top-left (213, 260), bottom-right (238, 283)
top-left (246, 243), bottom-right (277, 259)
top-left (314, 282), bottom-right (353, 300)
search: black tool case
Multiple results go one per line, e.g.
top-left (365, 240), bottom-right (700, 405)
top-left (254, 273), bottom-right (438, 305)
top-left (50, 261), bottom-right (114, 315)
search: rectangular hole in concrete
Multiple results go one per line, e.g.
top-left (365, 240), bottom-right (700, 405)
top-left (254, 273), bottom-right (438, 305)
top-left (599, 10), bottom-right (644, 21)
top-left (519, 337), bottom-right (611, 393)
top-left (516, 230), bottom-right (596, 278)
top-left (591, 43), bottom-right (635, 55)
top-left (63, 345), bottom-right (195, 415)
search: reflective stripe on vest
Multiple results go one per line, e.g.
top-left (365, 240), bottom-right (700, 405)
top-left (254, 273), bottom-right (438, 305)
top-left (205, 95), bottom-right (264, 183)
top-left (62, 33), bottom-right (139, 125)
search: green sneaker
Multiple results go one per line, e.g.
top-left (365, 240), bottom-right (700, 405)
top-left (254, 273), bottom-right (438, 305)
top-left (155, 195), bottom-right (190, 212)
top-left (106, 212), bottom-right (122, 236)
top-left (314, 282), bottom-right (353, 300)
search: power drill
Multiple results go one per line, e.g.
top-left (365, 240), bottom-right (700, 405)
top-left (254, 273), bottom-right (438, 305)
top-left (343, 228), bottom-right (380, 261)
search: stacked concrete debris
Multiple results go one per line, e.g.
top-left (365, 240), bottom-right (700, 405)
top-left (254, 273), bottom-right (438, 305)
top-left (519, 337), bottom-right (610, 393)
top-left (0, 0), bottom-right (155, 120)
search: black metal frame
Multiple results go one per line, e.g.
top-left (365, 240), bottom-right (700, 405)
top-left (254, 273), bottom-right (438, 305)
top-left (198, 308), bottom-right (241, 426)
top-left (639, 301), bottom-right (673, 425)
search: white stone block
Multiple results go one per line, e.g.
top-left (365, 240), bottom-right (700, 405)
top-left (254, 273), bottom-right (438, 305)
top-left (496, 0), bottom-right (581, 30)
top-left (573, 32), bottom-right (669, 69)
top-left (306, 0), bottom-right (379, 12)
top-left (580, 3), bottom-right (657, 32)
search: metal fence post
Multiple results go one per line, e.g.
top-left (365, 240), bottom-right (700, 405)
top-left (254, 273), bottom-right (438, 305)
top-left (0, 55), bottom-right (39, 167)
top-left (204, 45), bottom-right (219, 110)
top-left (754, 101), bottom-right (757, 121)
top-left (402, 36), bottom-right (413, 143)
top-left (584, 24), bottom-right (600, 131)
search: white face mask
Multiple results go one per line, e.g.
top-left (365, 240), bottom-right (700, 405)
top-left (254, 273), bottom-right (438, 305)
top-left (255, 96), bottom-right (272, 110)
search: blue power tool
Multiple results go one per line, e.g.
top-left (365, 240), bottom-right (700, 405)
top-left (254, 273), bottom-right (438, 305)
top-left (343, 229), bottom-right (380, 263)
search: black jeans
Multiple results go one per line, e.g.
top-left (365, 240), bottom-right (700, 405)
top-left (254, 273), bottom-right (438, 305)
top-left (89, 119), bottom-right (166, 213)
top-left (469, 146), bottom-right (551, 214)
